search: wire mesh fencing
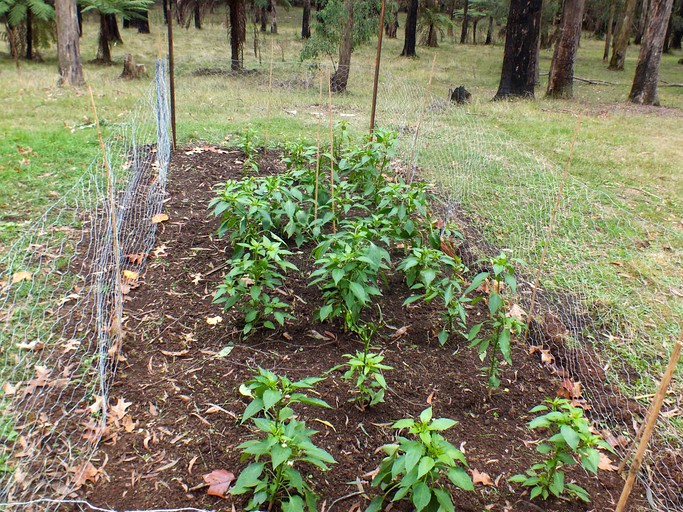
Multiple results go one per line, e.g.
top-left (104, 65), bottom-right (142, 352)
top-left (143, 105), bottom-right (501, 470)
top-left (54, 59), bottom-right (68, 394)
top-left (0, 59), bottom-right (171, 509)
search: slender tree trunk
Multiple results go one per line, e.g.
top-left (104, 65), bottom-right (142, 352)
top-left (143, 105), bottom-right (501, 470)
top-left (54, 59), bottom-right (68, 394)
top-left (123, 17), bottom-right (130, 28)
top-left (635, 0), bottom-right (650, 44)
top-left (138, 10), bottom-right (150, 33)
top-left (460, 0), bottom-right (469, 43)
top-left (401, 0), bottom-right (418, 56)
top-left (609, 0), bottom-right (638, 70)
top-left (194, 1), bottom-right (202, 29)
top-left (546, 0), bottom-right (586, 98)
top-left (162, 0), bottom-right (169, 24)
top-left (77, 3), bottom-right (83, 35)
top-left (447, 0), bottom-right (455, 37)
top-left (55, 0), bottom-right (85, 85)
top-left (7, 25), bottom-right (21, 60)
top-left (472, 17), bottom-right (478, 44)
top-left (493, 0), bottom-right (542, 99)
top-left (330, 0), bottom-right (354, 92)
top-left (228, 0), bottom-right (245, 71)
top-left (302, 0), bottom-right (311, 38)
top-left (604, 0), bottom-right (616, 60)
top-left (107, 14), bottom-right (122, 43)
top-left (662, 6), bottom-right (673, 51)
top-left (97, 13), bottom-right (113, 63)
top-left (260, 6), bottom-right (267, 31)
top-left (485, 15), bottom-right (493, 44)
top-left (672, 0), bottom-right (683, 48)
top-left (270, 0), bottom-right (277, 33)
top-left (26, 10), bottom-right (33, 60)
top-left (629, 0), bottom-right (675, 104)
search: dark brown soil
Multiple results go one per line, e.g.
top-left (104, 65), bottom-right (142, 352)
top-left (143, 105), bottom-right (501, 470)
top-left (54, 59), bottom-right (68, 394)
top-left (84, 147), bottom-right (645, 512)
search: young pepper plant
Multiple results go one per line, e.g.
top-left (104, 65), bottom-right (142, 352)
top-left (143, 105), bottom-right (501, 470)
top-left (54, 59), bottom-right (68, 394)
top-left (510, 398), bottom-right (613, 503)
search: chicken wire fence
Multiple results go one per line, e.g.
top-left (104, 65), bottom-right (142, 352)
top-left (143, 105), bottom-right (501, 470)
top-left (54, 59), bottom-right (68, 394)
top-left (0, 59), bottom-right (171, 509)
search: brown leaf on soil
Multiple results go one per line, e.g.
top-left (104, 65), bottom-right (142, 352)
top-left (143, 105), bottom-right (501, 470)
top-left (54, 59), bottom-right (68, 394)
top-left (22, 365), bottom-right (51, 396)
top-left (122, 270), bottom-right (139, 281)
top-left (472, 468), bottom-right (495, 486)
top-left (160, 349), bottom-right (190, 357)
top-left (153, 244), bottom-right (168, 258)
top-left (126, 253), bottom-right (149, 265)
top-left (152, 213), bottom-right (169, 224)
top-left (391, 326), bottom-right (409, 339)
top-left (440, 238), bottom-right (458, 258)
top-left (109, 397), bottom-right (132, 424)
top-left (598, 452), bottom-right (618, 471)
top-left (2, 381), bottom-right (18, 396)
top-left (70, 461), bottom-right (101, 488)
top-left (203, 469), bottom-right (235, 498)
top-left (601, 429), bottom-right (630, 450)
top-left (121, 415), bottom-right (138, 433)
top-left (508, 304), bottom-right (527, 322)
top-left (11, 271), bottom-right (32, 284)
top-left (206, 316), bottom-right (223, 326)
top-left (557, 378), bottom-right (582, 399)
top-left (540, 349), bottom-right (554, 365)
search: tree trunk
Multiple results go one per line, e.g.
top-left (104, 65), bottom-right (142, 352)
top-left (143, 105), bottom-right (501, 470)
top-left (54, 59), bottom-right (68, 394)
top-left (472, 17), bottom-right (478, 44)
top-left (77, 3), bottom-right (83, 35)
top-left (671, 0), bottom-right (683, 48)
top-left (107, 14), bottom-right (122, 43)
top-left (270, 0), bottom-right (277, 34)
top-left (123, 17), bottom-right (130, 28)
top-left (330, 0), bottom-right (354, 92)
top-left (7, 25), bottom-right (21, 60)
top-left (138, 10), bottom-right (150, 33)
top-left (485, 15), bottom-right (493, 44)
top-left (609, 0), bottom-right (638, 70)
top-left (228, 0), bottom-right (246, 71)
top-left (162, 0), bottom-right (169, 25)
top-left (55, 0), bottom-right (85, 85)
top-left (260, 6), bottom-right (267, 31)
top-left (603, 0), bottom-right (616, 60)
top-left (302, 0), bottom-right (311, 38)
top-left (634, 0), bottom-right (650, 44)
top-left (447, 0), bottom-right (455, 37)
top-left (663, 6), bottom-right (673, 51)
top-left (386, 5), bottom-right (398, 37)
top-left (97, 13), bottom-right (113, 63)
top-left (26, 10), bottom-right (33, 60)
top-left (460, 0), bottom-right (469, 43)
top-left (194, 1), bottom-right (202, 29)
top-left (546, 0), bottom-right (586, 98)
top-left (427, 23), bottom-right (438, 46)
top-left (401, 0), bottom-right (418, 56)
top-left (629, 0), bottom-right (675, 104)
top-left (493, 0), bottom-right (542, 100)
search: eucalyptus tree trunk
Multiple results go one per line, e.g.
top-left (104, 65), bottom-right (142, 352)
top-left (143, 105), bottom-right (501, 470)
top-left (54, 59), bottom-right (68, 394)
top-left (97, 13), bottom-right (113, 63)
top-left (493, 0), bottom-right (542, 99)
top-left (609, 0), bottom-right (638, 70)
top-left (546, 0), bottom-right (586, 98)
top-left (401, 0), bottom-right (418, 55)
top-left (629, 0), bottom-right (675, 104)
top-left (302, 0), bottom-right (311, 38)
top-left (634, 0), bottom-right (650, 44)
top-left (56, 0), bottom-right (85, 85)
top-left (330, 0), bottom-right (354, 92)
top-left (138, 9), bottom-right (150, 33)
top-left (194, 1), bottom-right (202, 29)
top-left (672, 0), bottom-right (683, 48)
top-left (228, 0), bottom-right (246, 71)
top-left (460, 0), bottom-right (469, 43)
top-left (485, 15), bottom-right (493, 44)
top-left (26, 10), bottom-right (33, 59)
top-left (603, 0), bottom-right (616, 60)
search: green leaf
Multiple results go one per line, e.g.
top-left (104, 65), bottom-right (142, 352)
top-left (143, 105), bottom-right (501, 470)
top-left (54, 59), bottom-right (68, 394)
top-left (560, 424), bottom-right (580, 450)
top-left (419, 407), bottom-right (433, 424)
top-left (404, 443), bottom-right (424, 473)
top-left (241, 398), bottom-right (264, 423)
top-left (581, 448), bottom-right (601, 474)
top-left (365, 496), bottom-right (384, 512)
top-left (447, 467), bottom-right (474, 491)
top-left (230, 462), bottom-right (265, 494)
top-left (488, 292), bottom-right (502, 315)
top-left (349, 281), bottom-right (369, 303)
top-left (262, 389), bottom-right (283, 412)
top-left (433, 488), bottom-right (455, 512)
top-left (549, 470), bottom-right (564, 497)
top-left (417, 456), bottom-right (435, 478)
top-left (412, 481), bottom-right (431, 512)
top-left (498, 329), bottom-right (511, 364)
top-left (392, 418), bottom-right (414, 429)
top-left (271, 443), bottom-right (292, 469)
top-left (429, 418), bottom-right (457, 431)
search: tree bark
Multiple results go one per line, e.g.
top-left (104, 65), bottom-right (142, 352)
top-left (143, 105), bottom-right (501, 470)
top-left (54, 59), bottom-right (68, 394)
top-left (107, 14), bottom-right (122, 43)
top-left (330, 0), bottom-right (354, 92)
top-left (138, 9), bottom-right (150, 33)
top-left (460, 0), bottom-right (469, 43)
top-left (663, 5), bottom-right (673, 51)
top-left (629, 0), bottom-right (675, 104)
top-left (260, 6), bottom-right (267, 31)
top-left (302, 0), bottom-right (311, 38)
top-left (603, 0), bottom-right (616, 60)
top-left (228, 0), bottom-right (245, 71)
top-left (401, 0), bottom-right (418, 56)
top-left (609, 0), bottom-right (638, 70)
top-left (97, 13), bottom-right (113, 63)
top-left (472, 17), bottom-right (478, 44)
top-left (55, 0), bottom-right (85, 85)
top-left (26, 10), bottom-right (33, 60)
top-left (162, 0), bottom-right (169, 25)
top-left (493, 0), bottom-right (542, 100)
top-left (546, 0), bottom-right (586, 98)
top-left (634, 0), bottom-right (650, 44)
top-left (194, 1), bottom-right (202, 29)
top-left (77, 3), bottom-right (83, 35)
top-left (671, 0), bottom-right (683, 48)
top-left (485, 15), bottom-right (493, 44)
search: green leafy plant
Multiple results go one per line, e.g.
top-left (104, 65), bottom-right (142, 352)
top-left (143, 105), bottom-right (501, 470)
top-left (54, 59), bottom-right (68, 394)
top-left (468, 252), bottom-right (526, 389)
top-left (375, 179), bottom-right (430, 243)
top-left (281, 138), bottom-right (317, 171)
top-left (510, 398), bottom-right (612, 503)
top-left (368, 407), bottom-right (474, 512)
top-left (337, 320), bottom-right (393, 409)
top-left (233, 369), bottom-right (335, 511)
top-left (236, 128), bottom-right (261, 173)
top-left (214, 235), bottom-right (298, 335)
top-left (310, 227), bottom-right (390, 328)
top-left (239, 367), bottom-right (331, 423)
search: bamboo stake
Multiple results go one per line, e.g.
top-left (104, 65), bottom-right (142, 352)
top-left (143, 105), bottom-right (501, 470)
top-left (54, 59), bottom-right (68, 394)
top-left (166, 0), bottom-right (177, 150)
top-left (88, 85), bottom-right (124, 427)
top-left (265, 39), bottom-right (275, 148)
top-left (314, 67), bottom-right (323, 220)
top-left (369, 0), bottom-right (386, 135)
top-left (526, 115), bottom-right (582, 327)
top-left (408, 54), bottom-right (437, 183)
top-left (615, 334), bottom-right (682, 512)
top-left (327, 68), bottom-right (336, 233)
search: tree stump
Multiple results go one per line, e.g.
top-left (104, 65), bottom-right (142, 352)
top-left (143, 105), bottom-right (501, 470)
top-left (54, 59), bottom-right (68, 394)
top-left (120, 54), bottom-right (147, 79)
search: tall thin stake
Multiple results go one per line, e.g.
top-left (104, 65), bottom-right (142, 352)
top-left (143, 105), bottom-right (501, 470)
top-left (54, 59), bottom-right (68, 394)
top-left (166, 0), bottom-right (177, 150)
top-left (369, 0), bottom-right (386, 135)
top-left (408, 54), bottom-right (437, 183)
top-left (327, 68), bottom-right (336, 233)
top-left (314, 67), bottom-right (323, 220)
top-left (265, 39), bottom-right (275, 148)
top-left (615, 334), bottom-right (683, 512)
top-left (87, 85), bottom-right (123, 427)
top-left (526, 115), bottom-right (582, 326)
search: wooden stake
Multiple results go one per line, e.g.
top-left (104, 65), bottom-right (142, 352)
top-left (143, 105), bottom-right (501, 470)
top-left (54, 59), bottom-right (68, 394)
top-left (408, 54), bottom-right (437, 183)
top-left (327, 68), bottom-right (335, 233)
top-left (615, 334), bottom-right (682, 512)
top-left (526, 115), bottom-right (582, 326)
top-left (314, 67), bottom-right (323, 220)
top-left (166, 0), bottom-right (177, 150)
top-left (87, 85), bottom-right (124, 426)
top-left (369, 0), bottom-right (386, 136)
top-left (265, 39), bottom-right (275, 148)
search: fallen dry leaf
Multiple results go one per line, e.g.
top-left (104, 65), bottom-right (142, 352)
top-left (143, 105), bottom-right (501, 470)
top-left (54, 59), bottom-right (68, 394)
top-left (109, 397), bottom-right (132, 423)
top-left (152, 213), bottom-right (169, 224)
top-left (122, 270), bottom-right (139, 281)
top-left (89, 395), bottom-right (104, 415)
top-left (153, 244), bottom-right (168, 257)
top-left (391, 326), bottom-right (409, 339)
top-left (11, 271), bottom-right (32, 284)
top-left (508, 304), bottom-right (527, 322)
top-left (160, 349), bottom-right (190, 357)
top-left (206, 316), bottom-right (223, 326)
top-left (70, 461), bottom-right (100, 489)
top-left (557, 378), bottom-right (582, 399)
top-left (17, 340), bottom-right (44, 351)
top-left (601, 429), bottom-right (630, 450)
top-left (540, 349), bottom-right (554, 365)
top-left (472, 468), bottom-right (495, 486)
top-left (598, 452), bottom-right (618, 471)
top-left (126, 253), bottom-right (148, 265)
top-left (203, 469), bottom-right (235, 498)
